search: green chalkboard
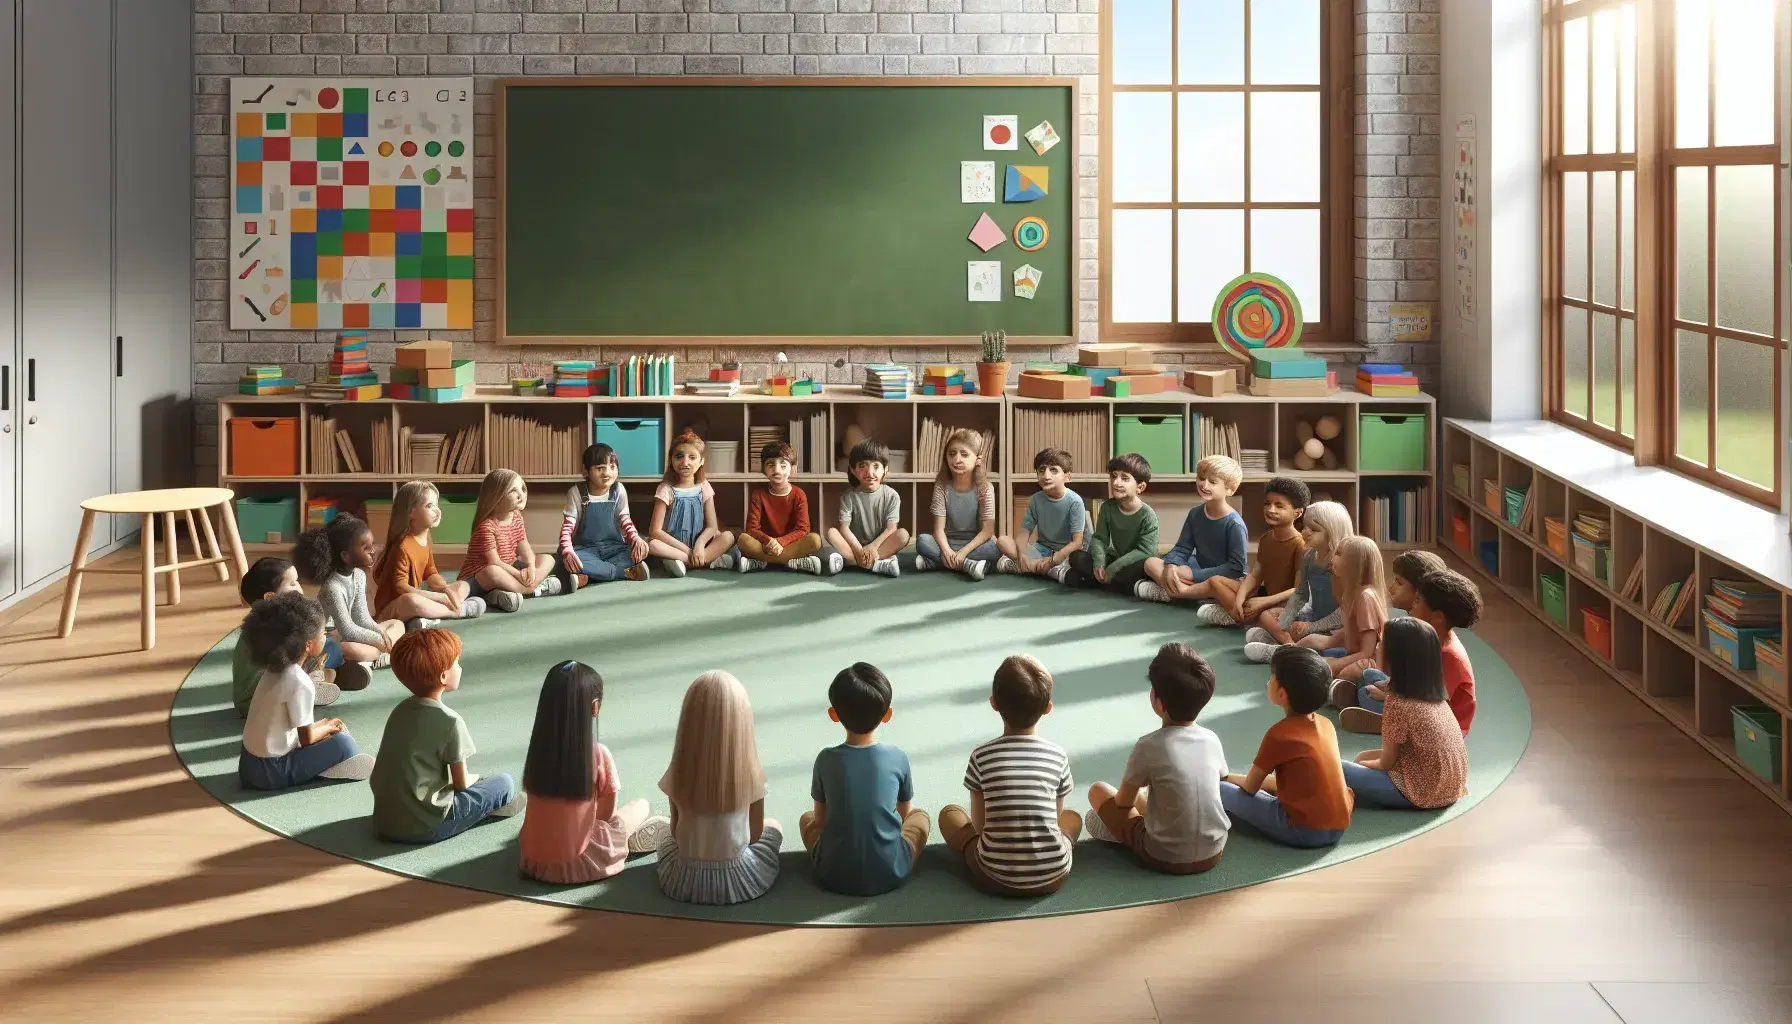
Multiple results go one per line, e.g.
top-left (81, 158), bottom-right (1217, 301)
top-left (498, 79), bottom-right (1075, 342)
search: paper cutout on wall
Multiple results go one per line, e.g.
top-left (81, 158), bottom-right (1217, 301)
top-left (1013, 264), bottom-right (1041, 299)
top-left (968, 261), bottom-right (1001, 302)
top-left (1012, 216), bottom-right (1049, 252)
top-left (960, 161), bottom-right (995, 203)
top-left (1004, 165), bottom-right (1049, 203)
top-left (1025, 120), bottom-right (1060, 155)
top-left (983, 115), bottom-right (1018, 150)
top-left (967, 212), bottom-right (1007, 252)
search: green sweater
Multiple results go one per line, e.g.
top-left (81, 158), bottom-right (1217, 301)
top-left (1091, 500), bottom-right (1159, 573)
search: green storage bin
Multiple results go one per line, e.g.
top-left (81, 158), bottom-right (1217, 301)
top-left (1731, 705), bottom-right (1783, 784)
top-left (1504, 485), bottom-right (1528, 526)
top-left (1359, 413), bottom-right (1428, 472)
top-left (435, 496), bottom-right (478, 547)
top-left (1538, 570), bottom-right (1568, 628)
top-left (236, 495), bottom-right (300, 545)
top-left (1115, 414), bottom-right (1184, 475)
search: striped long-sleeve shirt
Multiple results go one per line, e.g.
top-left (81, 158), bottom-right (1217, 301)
top-left (559, 482), bottom-right (640, 556)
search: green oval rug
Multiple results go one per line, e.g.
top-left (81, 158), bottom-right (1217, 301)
top-left (170, 571), bottom-right (1531, 926)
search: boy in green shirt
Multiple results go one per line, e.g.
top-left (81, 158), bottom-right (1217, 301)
top-left (1063, 453), bottom-right (1160, 595)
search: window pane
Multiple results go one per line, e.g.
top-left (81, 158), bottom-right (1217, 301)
top-left (1676, 329), bottom-right (1710, 465)
top-left (1593, 311), bottom-right (1618, 428)
top-left (1619, 3), bottom-right (1636, 152)
top-left (1250, 209), bottom-right (1321, 319)
top-left (1714, 164), bottom-right (1776, 337)
top-left (1563, 16), bottom-right (1588, 155)
top-left (1178, 209), bottom-right (1244, 322)
top-left (1715, 338), bottom-right (1776, 488)
top-left (1178, 93), bottom-right (1245, 201)
top-left (1112, 210), bottom-right (1173, 322)
top-left (1250, 93), bottom-right (1321, 202)
top-left (1620, 317), bottom-right (1635, 437)
top-left (1620, 170), bottom-right (1635, 311)
top-left (1713, 0), bottom-right (1775, 147)
top-left (1563, 171), bottom-right (1588, 301)
top-left (1113, 93), bottom-right (1173, 202)
top-left (1675, 167), bottom-right (1708, 324)
top-left (1564, 306), bottom-right (1589, 418)
top-left (1592, 9), bottom-right (1617, 154)
top-left (1592, 170), bottom-right (1617, 307)
top-left (1250, 0), bottom-right (1320, 85)
top-left (1113, 0), bottom-right (1173, 85)
top-left (1180, 0), bottom-right (1244, 85)
top-left (1675, 0), bottom-right (1709, 147)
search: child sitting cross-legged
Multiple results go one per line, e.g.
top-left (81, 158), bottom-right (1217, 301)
top-left (460, 468), bottom-right (561, 612)
top-left (560, 443), bottom-right (651, 589)
top-left (293, 515), bottom-right (401, 693)
top-left (1136, 455), bottom-right (1248, 604)
top-left (801, 662), bottom-right (931, 896)
top-left (733, 441), bottom-right (833, 575)
top-left (996, 448), bottom-right (1086, 582)
top-left (939, 654), bottom-right (1082, 896)
top-left (1306, 535), bottom-right (1388, 682)
top-left (1219, 646), bottom-right (1354, 848)
top-left (372, 480), bottom-right (486, 629)
top-left (371, 627), bottom-right (525, 844)
top-left (1341, 567), bottom-right (1481, 737)
top-left (914, 428), bottom-right (1000, 581)
top-left (1085, 642), bottom-right (1229, 875)
top-left (232, 556), bottom-right (340, 716)
top-left (1331, 549), bottom-right (1443, 728)
top-left (826, 438), bottom-right (910, 578)
top-left (238, 592), bottom-right (374, 789)
top-left (1199, 475), bottom-right (1310, 627)
top-left (1340, 617), bottom-right (1470, 811)
top-left (1243, 500), bottom-right (1354, 662)
top-left (1062, 453), bottom-right (1159, 595)
top-left (651, 431), bottom-right (736, 576)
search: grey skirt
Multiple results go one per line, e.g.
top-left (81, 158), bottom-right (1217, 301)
top-left (656, 824), bottom-right (784, 905)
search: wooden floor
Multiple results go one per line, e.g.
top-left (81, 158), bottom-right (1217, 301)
top-left (3, 549), bottom-right (1792, 1024)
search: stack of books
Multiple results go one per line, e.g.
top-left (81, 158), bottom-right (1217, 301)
top-left (862, 363), bottom-right (912, 399)
top-left (1246, 348), bottom-right (1335, 397)
top-left (324, 331), bottom-right (377, 386)
top-left (682, 376), bottom-right (741, 397)
top-left (1355, 361), bottom-right (1421, 396)
top-left (1704, 578), bottom-right (1781, 672)
top-left (747, 424), bottom-right (786, 471)
top-left (921, 364), bottom-right (967, 396)
top-left (239, 365), bottom-right (296, 395)
top-left (307, 414), bottom-right (367, 474)
top-left (1240, 448), bottom-right (1271, 474)
top-left (552, 361), bottom-right (609, 398)
top-left (1755, 636), bottom-right (1785, 690)
top-left (305, 498), bottom-right (338, 528)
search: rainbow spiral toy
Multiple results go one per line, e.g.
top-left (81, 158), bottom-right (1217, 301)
top-left (1210, 273), bottom-right (1304, 362)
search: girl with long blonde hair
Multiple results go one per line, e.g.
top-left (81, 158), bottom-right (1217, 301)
top-left (1244, 499), bottom-right (1355, 663)
top-left (655, 670), bottom-right (783, 905)
top-left (459, 469), bottom-right (559, 612)
top-left (915, 428), bottom-right (999, 580)
top-left (371, 480), bottom-right (485, 627)
top-left (1305, 534), bottom-right (1388, 680)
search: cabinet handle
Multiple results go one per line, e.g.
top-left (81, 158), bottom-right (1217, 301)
top-left (26, 359), bottom-right (34, 402)
top-left (2, 365), bottom-right (8, 411)
top-left (116, 336), bottom-right (123, 377)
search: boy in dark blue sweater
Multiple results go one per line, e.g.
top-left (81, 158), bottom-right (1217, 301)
top-left (1137, 455), bottom-right (1248, 604)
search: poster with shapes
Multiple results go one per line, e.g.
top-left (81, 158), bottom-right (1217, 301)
top-left (968, 261), bottom-right (1001, 302)
top-left (961, 161), bottom-right (995, 203)
top-left (983, 115), bottom-right (1018, 150)
top-left (1453, 116), bottom-right (1476, 322)
top-left (229, 77), bottom-right (474, 330)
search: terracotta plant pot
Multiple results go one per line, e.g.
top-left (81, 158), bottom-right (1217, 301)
top-left (977, 361), bottom-right (1010, 396)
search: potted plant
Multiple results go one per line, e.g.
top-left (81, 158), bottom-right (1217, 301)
top-left (977, 330), bottom-right (1009, 396)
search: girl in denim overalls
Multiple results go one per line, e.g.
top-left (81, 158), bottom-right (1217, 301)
top-left (559, 443), bottom-right (650, 590)
top-left (648, 431), bottom-right (736, 577)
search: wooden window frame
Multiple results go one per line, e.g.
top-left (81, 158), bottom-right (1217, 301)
top-left (1099, 0), bottom-right (1354, 351)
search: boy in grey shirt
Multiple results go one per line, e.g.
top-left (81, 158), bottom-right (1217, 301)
top-left (997, 448), bottom-right (1086, 582)
top-left (827, 438), bottom-right (911, 578)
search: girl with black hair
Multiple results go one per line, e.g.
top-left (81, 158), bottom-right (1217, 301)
top-left (292, 514), bottom-right (403, 692)
top-left (1340, 617), bottom-right (1469, 810)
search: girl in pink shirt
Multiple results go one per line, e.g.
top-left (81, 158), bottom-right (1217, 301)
top-left (462, 469), bottom-right (559, 612)
top-left (1340, 617), bottom-right (1470, 810)
top-left (1304, 536), bottom-right (1387, 680)
top-left (519, 661), bottom-right (668, 884)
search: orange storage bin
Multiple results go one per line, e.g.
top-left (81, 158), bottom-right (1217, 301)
top-left (1451, 514), bottom-right (1470, 552)
top-left (1582, 607), bottom-right (1612, 660)
top-left (229, 417), bottom-right (299, 476)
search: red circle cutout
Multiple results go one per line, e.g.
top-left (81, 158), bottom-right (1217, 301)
top-left (400, 141), bottom-right (418, 157)
top-left (318, 87), bottom-right (340, 110)
top-left (990, 124), bottom-right (1012, 144)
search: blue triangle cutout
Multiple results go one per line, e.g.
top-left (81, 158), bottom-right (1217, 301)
top-left (348, 142), bottom-right (365, 155)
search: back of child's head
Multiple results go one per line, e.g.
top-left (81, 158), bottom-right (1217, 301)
top-left (240, 556), bottom-right (293, 605)
top-left (1416, 569), bottom-right (1483, 630)
top-left (390, 626), bottom-right (463, 698)
top-left (846, 437), bottom-right (892, 486)
top-left (1194, 454), bottom-right (1243, 493)
top-left (991, 654), bottom-right (1053, 729)
top-left (1147, 642), bottom-right (1214, 723)
top-left (761, 440), bottom-right (794, 468)
top-left (582, 443), bottom-right (618, 470)
top-left (1391, 549), bottom-right (1446, 589)
top-left (1382, 616), bottom-right (1447, 702)
top-left (1265, 476), bottom-right (1311, 516)
top-left (241, 591), bottom-right (325, 672)
top-left (523, 660), bottom-right (605, 800)
top-left (1108, 452), bottom-right (1152, 486)
top-left (291, 515), bottom-right (369, 585)
top-left (1300, 500), bottom-right (1354, 560)
top-left (664, 430), bottom-right (708, 485)
top-left (661, 670), bottom-right (765, 814)
top-left (937, 428), bottom-right (989, 487)
top-left (1269, 645), bottom-right (1332, 715)
top-left (829, 662), bottom-right (893, 733)
top-left (1033, 447), bottom-right (1072, 474)
top-left (1333, 535), bottom-right (1387, 610)
top-left (472, 468), bottom-right (524, 527)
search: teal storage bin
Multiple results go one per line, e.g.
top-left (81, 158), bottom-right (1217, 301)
top-left (1538, 570), bottom-right (1568, 628)
top-left (435, 496), bottom-right (477, 547)
top-left (1731, 705), bottom-right (1783, 784)
top-left (236, 496), bottom-right (299, 545)
top-left (1504, 486), bottom-right (1528, 526)
top-left (1114, 414), bottom-right (1184, 475)
top-left (594, 417), bottom-right (665, 477)
top-left (1359, 413), bottom-right (1428, 471)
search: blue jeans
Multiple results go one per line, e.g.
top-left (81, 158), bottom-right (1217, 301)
top-left (1340, 759), bottom-right (1420, 809)
top-left (1354, 668), bottom-right (1389, 713)
top-left (916, 534), bottom-right (999, 566)
top-left (570, 545), bottom-right (634, 582)
top-left (238, 732), bottom-right (361, 791)
top-left (1219, 782), bottom-right (1345, 848)
top-left (322, 637), bottom-right (343, 670)
top-left (388, 774), bottom-right (517, 844)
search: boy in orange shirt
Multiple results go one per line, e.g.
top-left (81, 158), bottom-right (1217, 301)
top-left (1220, 645), bottom-right (1353, 847)
top-left (726, 441), bottom-right (835, 575)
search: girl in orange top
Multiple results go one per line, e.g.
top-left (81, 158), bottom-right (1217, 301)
top-left (1341, 618), bottom-right (1470, 810)
top-left (372, 481), bottom-right (485, 626)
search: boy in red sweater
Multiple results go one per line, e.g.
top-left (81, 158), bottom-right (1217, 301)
top-left (730, 442), bottom-right (836, 575)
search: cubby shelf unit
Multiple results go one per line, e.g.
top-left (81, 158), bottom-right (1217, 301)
top-left (1445, 419), bottom-right (1792, 815)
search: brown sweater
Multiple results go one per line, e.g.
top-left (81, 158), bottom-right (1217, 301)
top-left (1256, 529), bottom-right (1306, 595)
top-left (746, 486), bottom-right (812, 546)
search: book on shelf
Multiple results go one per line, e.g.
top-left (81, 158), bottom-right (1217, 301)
top-left (1703, 578), bottom-right (1781, 627)
top-left (1620, 558), bottom-right (1646, 602)
top-left (862, 363), bottom-right (912, 398)
top-left (1650, 579), bottom-right (1682, 620)
top-left (1571, 514), bottom-right (1611, 543)
top-left (1657, 572), bottom-right (1697, 628)
top-left (1517, 486), bottom-right (1536, 532)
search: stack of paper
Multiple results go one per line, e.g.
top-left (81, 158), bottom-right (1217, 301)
top-left (1240, 448), bottom-right (1271, 474)
top-left (491, 412), bottom-right (579, 476)
top-left (748, 424), bottom-right (786, 472)
top-left (862, 363), bottom-right (912, 399)
top-left (683, 377), bottom-right (741, 397)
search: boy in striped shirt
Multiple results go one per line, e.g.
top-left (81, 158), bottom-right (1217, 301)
top-left (939, 654), bottom-right (1083, 895)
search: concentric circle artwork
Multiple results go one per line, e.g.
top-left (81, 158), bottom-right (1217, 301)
top-left (1013, 216), bottom-right (1049, 252)
top-left (1210, 272), bottom-right (1303, 361)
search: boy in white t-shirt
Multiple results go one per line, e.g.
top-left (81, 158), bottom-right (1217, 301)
top-left (1085, 642), bottom-right (1229, 874)
top-left (238, 592), bottom-right (374, 790)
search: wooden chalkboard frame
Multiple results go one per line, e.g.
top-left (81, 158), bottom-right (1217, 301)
top-left (494, 76), bottom-right (1079, 347)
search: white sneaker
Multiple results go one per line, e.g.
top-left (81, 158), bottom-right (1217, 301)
top-left (405, 617), bottom-right (441, 632)
top-left (824, 551), bottom-right (844, 574)
top-left (374, 651), bottom-right (391, 669)
top-left (532, 576), bottom-right (563, 598)
top-left (966, 560), bottom-right (987, 581)
top-left (997, 556), bottom-right (1021, 574)
top-left (914, 555), bottom-right (935, 572)
top-left (1135, 580), bottom-right (1170, 603)
top-left (663, 559), bottom-right (687, 578)
top-left (1085, 807), bottom-right (1120, 843)
top-left (491, 791), bottom-right (527, 818)
top-left (319, 752), bottom-right (375, 781)
top-left (739, 556), bottom-right (764, 573)
top-left (629, 814), bottom-right (672, 854)
top-left (1244, 641), bottom-right (1278, 663)
top-left (790, 554), bottom-right (821, 575)
top-left (1245, 626), bottom-right (1274, 645)
top-left (873, 556), bottom-right (900, 578)
top-left (1047, 563), bottom-right (1070, 583)
top-left (460, 596), bottom-right (486, 618)
top-left (488, 590), bottom-right (522, 613)
top-left (1196, 603), bottom-right (1234, 626)
top-left (713, 553), bottom-right (736, 572)
top-left (314, 679), bottom-right (342, 707)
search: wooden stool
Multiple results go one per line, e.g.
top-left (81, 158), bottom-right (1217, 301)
top-left (57, 487), bottom-right (249, 651)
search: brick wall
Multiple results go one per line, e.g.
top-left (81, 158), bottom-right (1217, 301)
top-left (193, 0), bottom-right (1439, 477)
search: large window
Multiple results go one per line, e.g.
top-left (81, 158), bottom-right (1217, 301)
top-left (1548, 0), bottom-right (1784, 507)
top-left (1101, 0), bottom-right (1348, 347)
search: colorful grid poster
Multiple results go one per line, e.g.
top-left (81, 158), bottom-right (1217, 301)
top-left (229, 78), bottom-right (474, 331)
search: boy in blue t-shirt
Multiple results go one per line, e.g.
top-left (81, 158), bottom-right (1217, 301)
top-left (800, 662), bottom-right (930, 896)
top-left (1138, 454), bottom-right (1248, 604)
top-left (997, 447), bottom-right (1087, 582)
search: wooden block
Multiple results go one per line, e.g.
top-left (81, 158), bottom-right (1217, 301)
top-left (1183, 368), bottom-right (1236, 396)
top-left (1104, 377), bottom-right (1132, 397)
top-left (1116, 373), bottom-right (1172, 395)
top-left (1077, 343), bottom-right (1145, 367)
top-left (395, 340), bottom-right (452, 369)
top-left (418, 360), bottom-right (474, 388)
top-left (1018, 372), bottom-right (1092, 400)
top-left (1119, 364), bottom-right (1163, 375)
